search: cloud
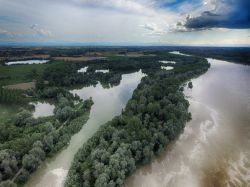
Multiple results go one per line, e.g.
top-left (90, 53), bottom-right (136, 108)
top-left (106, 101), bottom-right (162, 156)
top-left (183, 0), bottom-right (250, 29)
top-left (140, 23), bottom-right (165, 36)
top-left (30, 24), bottom-right (52, 37)
top-left (0, 0), bottom-right (249, 45)
top-left (0, 28), bottom-right (16, 37)
top-left (69, 0), bottom-right (157, 16)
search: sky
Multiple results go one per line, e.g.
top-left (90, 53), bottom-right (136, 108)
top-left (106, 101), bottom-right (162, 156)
top-left (0, 0), bottom-right (249, 46)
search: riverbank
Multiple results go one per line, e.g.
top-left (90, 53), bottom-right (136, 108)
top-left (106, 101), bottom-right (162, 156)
top-left (125, 58), bottom-right (250, 187)
top-left (65, 54), bottom-right (209, 186)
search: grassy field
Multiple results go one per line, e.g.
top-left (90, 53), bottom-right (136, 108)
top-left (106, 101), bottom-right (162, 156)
top-left (0, 103), bottom-right (20, 123)
top-left (0, 61), bottom-right (66, 86)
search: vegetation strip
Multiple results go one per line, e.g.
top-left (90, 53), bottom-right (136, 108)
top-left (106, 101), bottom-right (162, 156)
top-left (0, 87), bottom-right (93, 187)
top-left (65, 55), bottom-right (210, 186)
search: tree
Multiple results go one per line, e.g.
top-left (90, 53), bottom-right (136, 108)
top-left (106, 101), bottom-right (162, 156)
top-left (55, 106), bottom-right (75, 121)
top-left (188, 81), bottom-right (193, 89)
top-left (35, 78), bottom-right (45, 90)
top-left (16, 169), bottom-right (30, 184)
top-left (31, 68), bottom-right (38, 78)
top-left (42, 134), bottom-right (54, 152)
top-left (13, 109), bottom-right (32, 127)
top-left (22, 154), bottom-right (41, 172)
top-left (0, 180), bottom-right (17, 187)
top-left (0, 151), bottom-right (18, 180)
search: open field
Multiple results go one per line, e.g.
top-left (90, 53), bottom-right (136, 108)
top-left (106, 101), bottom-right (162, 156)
top-left (0, 54), bottom-right (50, 61)
top-left (3, 81), bottom-right (35, 90)
top-left (0, 61), bottom-right (66, 86)
top-left (0, 103), bottom-right (20, 123)
top-left (52, 56), bottom-right (106, 62)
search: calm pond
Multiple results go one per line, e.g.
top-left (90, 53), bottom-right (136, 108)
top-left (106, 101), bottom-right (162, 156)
top-left (25, 70), bottom-right (145, 187)
top-left (31, 101), bottom-right (55, 118)
top-left (125, 58), bottom-right (250, 187)
top-left (6, 59), bottom-right (49, 65)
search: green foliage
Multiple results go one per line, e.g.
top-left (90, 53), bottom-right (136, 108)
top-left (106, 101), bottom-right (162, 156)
top-left (0, 48), bottom-right (211, 186)
top-left (65, 53), bottom-right (210, 187)
top-left (0, 61), bottom-right (65, 86)
top-left (188, 81), bottom-right (193, 89)
top-left (35, 78), bottom-right (45, 90)
top-left (13, 109), bottom-right (32, 127)
top-left (0, 151), bottom-right (18, 182)
top-left (0, 180), bottom-right (16, 187)
top-left (0, 88), bottom-right (22, 103)
top-left (0, 89), bottom-right (93, 185)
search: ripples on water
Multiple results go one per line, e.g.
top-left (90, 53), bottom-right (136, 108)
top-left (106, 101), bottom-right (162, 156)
top-left (125, 59), bottom-right (250, 187)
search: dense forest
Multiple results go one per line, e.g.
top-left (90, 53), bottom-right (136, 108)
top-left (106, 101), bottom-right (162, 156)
top-left (40, 56), bottom-right (162, 87)
top-left (0, 88), bottom-right (22, 103)
top-left (0, 87), bottom-right (93, 186)
top-left (65, 54), bottom-right (210, 186)
top-left (0, 49), bottom-right (211, 187)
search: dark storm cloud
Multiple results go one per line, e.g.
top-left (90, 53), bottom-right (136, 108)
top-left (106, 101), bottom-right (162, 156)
top-left (184, 0), bottom-right (250, 29)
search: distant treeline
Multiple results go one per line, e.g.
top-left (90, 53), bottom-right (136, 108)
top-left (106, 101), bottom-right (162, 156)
top-left (40, 56), bottom-right (162, 87)
top-left (40, 52), bottom-right (208, 88)
top-left (179, 47), bottom-right (250, 65)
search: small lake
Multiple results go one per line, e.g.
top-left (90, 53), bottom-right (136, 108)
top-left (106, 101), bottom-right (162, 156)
top-left (25, 70), bottom-right (145, 187)
top-left (6, 60), bottom-right (49, 65)
top-left (77, 66), bottom-right (88, 73)
top-left (95, 69), bottom-right (109, 73)
top-left (169, 51), bottom-right (191, 56)
top-left (161, 66), bottom-right (174, 70)
top-left (30, 101), bottom-right (55, 118)
top-left (159, 60), bottom-right (176, 64)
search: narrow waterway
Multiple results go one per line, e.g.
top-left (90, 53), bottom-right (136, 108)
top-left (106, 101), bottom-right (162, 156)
top-left (25, 70), bottom-right (145, 187)
top-left (125, 59), bottom-right (250, 187)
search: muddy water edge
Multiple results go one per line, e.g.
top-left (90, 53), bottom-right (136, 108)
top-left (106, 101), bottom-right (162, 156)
top-left (125, 59), bottom-right (250, 187)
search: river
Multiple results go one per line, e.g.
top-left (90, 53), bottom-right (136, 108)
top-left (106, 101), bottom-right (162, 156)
top-left (125, 58), bottom-right (250, 187)
top-left (25, 70), bottom-right (145, 187)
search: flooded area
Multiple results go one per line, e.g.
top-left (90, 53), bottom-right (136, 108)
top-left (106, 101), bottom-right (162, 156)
top-left (77, 66), bottom-right (88, 73)
top-left (31, 101), bottom-right (55, 118)
top-left (169, 51), bottom-right (191, 56)
top-left (125, 59), bottom-right (250, 187)
top-left (25, 70), bottom-right (145, 187)
top-left (95, 69), bottom-right (109, 73)
top-left (159, 60), bottom-right (176, 64)
top-left (6, 59), bottom-right (49, 65)
top-left (161, 66), bottom-right (174, 71)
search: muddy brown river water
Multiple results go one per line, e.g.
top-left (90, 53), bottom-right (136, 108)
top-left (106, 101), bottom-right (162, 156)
top-left (125, 58), bottom-right (250, 187)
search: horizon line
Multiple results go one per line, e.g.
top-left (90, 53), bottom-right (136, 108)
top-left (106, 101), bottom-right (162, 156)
top-left (0, 41), bottom-right (249, 48)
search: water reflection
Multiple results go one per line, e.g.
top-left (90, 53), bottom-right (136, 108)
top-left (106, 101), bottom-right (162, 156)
top-left (25, 70), bottom-right (145, 187)
top-left (159, 60), bottom-right (176, 64)
top-left (125, 59), bottom-right (250, 187)
top-left (31, 101), bottom-right (55, 118)
top-left (95, 69), bottom-right (109, 73)
top-left (161, 66), bottom-right (173, 71)
top-left (6, 60), bottom-right (49, 65)
top-left (169, 51), bottom-right (191, 56)
top-left (77, 66), bottom-right (88, 73)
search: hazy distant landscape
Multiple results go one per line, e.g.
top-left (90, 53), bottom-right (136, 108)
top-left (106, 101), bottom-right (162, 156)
top-left (0, 0), bottom-right (249, 187)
